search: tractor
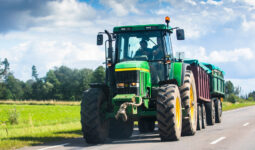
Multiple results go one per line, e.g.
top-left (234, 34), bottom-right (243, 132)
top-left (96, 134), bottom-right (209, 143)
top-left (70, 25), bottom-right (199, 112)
top-left (80, 16), bottom-right (224, 144)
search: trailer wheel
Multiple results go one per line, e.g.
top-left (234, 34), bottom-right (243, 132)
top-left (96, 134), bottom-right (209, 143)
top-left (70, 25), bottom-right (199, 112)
top-left (138, 118), bottom-right (155, 133)
top-left (201, 103), bottom-right (207, 129)
top-left (180, 71), bottom-right (197, 136)
top-left (109, 119), bottom-right (133, 139)
top-left (197, 104), bottom-right (202, 130)
top-left (81, 88), bottom-right (109, 144)
top-left (205, 99), bottom-right (215, 125)
top-left (157, 84), bottom-right (182, 141)
top-left (215, 98), bottom-right (222, 123)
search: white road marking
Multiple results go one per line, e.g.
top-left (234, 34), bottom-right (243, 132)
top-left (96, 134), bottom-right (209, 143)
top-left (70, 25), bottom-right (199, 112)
top-left (37, 143), bottom-right (70, 150)
top-left (243, 122), bottom-right (249, 126)
top-left (210, 137), bottom-right (226, 145)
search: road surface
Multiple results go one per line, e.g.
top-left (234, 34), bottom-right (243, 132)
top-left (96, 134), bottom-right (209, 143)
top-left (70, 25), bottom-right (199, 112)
top-left (19, 105), bottom-right (255, 150)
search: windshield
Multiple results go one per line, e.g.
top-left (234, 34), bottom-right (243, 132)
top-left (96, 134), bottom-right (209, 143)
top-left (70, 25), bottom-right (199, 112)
top-left (116, 31), bottom-right (165, 62)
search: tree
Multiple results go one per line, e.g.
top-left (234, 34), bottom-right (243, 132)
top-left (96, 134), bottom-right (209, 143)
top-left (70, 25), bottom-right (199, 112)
top-left (0, 58), bottom-right (9, 80)
top-left (5, 74), bottom-right (24, 100)
top-left (225, 81), bottom-right (234, 95)
top-left (32, 65), bottom-right (39, 81)
top-left (91, 66), bottom-right (105, 83)
top-left (248, 91), bottom-right (255, 101)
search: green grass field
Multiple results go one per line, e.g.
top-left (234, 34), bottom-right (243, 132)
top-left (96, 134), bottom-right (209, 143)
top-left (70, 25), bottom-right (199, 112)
top-left (0, 100), bottom-right (255, 150)
top-left (0, 103), bottom-right (82, 150)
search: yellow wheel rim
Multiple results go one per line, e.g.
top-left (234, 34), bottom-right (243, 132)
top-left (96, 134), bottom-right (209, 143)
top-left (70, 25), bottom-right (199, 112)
top-left (176, 97), bottom-right (181, 128)
top-left (190, 85), bottom-right (194, 121)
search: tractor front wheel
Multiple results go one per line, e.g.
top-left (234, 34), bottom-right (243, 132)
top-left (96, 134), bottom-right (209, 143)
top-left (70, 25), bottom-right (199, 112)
top-left (157, 84), bottom-right (182, 141)
top-left (80, 88), bottom-right (109, 144)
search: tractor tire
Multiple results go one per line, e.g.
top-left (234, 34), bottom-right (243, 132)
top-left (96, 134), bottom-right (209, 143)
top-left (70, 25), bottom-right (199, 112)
top-left (201, 103), bottom-right (207, 129)
top-left (109, 119), bottom-right (133, 139)
top-left (157, 84), bottom-right (182, 141)
top-left (215, 98), bottom-right (222, 123)
top-left (197, 104), bottom-right (202, 130)
top-left (80, 88), bottom-right (109, 144)
top-left (205, 99), bottom-right (215, 125)
top-left (180, 70), bottom-right (197, 136)
top-left (138, 118), bottom-right (155, 133)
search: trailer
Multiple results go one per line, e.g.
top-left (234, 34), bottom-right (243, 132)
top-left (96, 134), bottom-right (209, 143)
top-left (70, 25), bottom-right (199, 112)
top-left (184, 59), bottom-right (225, 127)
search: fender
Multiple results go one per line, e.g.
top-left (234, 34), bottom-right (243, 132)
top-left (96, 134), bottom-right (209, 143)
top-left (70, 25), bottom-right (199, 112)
top-left (171, 62), bottom-right (191, 86)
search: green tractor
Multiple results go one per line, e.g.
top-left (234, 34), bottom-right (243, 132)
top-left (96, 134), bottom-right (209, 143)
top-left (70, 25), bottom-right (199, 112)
top-left (81, 17), bottom-right (199, 143)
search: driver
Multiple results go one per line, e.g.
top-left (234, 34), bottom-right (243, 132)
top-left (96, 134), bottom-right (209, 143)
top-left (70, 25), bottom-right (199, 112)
top-left (134, 39), bottom-right (153, 59)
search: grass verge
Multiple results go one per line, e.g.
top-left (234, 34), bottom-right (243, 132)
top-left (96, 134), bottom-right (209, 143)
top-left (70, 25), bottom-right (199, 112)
top-left (222, 101), bottom-right (255, 111)
top-left (0, 104), bottom-right (82, 150)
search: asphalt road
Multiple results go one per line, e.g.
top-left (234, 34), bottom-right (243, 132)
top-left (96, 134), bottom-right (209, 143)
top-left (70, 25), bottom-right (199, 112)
top-left (20, 105), bottom-right (255, 150)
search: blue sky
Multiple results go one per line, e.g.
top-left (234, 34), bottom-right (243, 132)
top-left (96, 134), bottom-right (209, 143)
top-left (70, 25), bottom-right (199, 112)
top-left (0, 0), bottom-right (255, 94)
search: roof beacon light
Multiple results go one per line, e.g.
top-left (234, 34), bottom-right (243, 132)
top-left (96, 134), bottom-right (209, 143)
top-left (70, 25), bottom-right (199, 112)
top-left (165, 16), bottom-right (170, 27)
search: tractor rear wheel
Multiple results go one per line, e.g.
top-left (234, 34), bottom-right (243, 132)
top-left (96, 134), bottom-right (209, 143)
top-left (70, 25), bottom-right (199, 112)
top-left (215, 98), bottom-right (222, 123)
top-left (157, 84), bottom-right (182, 141)
top-left (205, 99), bottom-right (215, 125)
top-left (80, 88), bottom-right (109, 144)
top-left (109, 119), bottom-right (133, 139)
top-left (180, 70), bottom-right (197, 136)
top-left (197, 104), bottom-right (202, 130)
top-left (138, 118), bottom-right (155, 133)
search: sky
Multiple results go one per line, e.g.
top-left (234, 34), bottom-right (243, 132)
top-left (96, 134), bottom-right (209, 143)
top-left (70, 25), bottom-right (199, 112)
top-left (0, 0), bottom-right (255, 95)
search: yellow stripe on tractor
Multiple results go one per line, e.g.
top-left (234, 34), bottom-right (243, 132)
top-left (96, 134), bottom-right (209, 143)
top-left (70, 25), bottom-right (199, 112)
top-left (115, 68), bottom-right (149, 72)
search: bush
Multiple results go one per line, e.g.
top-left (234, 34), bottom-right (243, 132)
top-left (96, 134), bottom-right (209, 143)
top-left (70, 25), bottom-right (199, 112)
top-left (226, 94), bottom-right (238, 103)
top-left (8, 108), bottom-right (19, 125)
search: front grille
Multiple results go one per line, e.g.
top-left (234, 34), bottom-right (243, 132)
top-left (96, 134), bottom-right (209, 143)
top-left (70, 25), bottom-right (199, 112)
top-left (116, 70), bottom-right (139, 95)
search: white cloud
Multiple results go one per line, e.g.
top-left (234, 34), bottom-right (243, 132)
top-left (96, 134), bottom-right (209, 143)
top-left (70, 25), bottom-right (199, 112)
top-left (41, 0), bottom-right (96, 28)
top-left (205, 0), bottom-right (223, 5)
top-left (243, 0), bottom-right (255, 10)
top-left (99, 0), bottom-right (140, 16)
top-left (185, 0), bottom-right (197, 6)
top-left (0, 40), bottom-right (105, 80)
top-left (242, 16), bottom-right (255, 31)
top-left (208, 48), bottom-right (253, 63)
top-left (176, 46), bottom-right (253, 63)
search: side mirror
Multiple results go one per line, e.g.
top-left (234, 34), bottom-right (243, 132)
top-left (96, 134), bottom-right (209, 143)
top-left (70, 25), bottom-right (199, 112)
top-left (97, 34), bottom-right (103, 45)
top-left (176, 29), bottom-right (185, 40)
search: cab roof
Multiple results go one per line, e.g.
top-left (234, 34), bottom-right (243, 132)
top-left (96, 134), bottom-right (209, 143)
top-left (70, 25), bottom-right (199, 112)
top-left (113, 24), bottom-right (172, 33)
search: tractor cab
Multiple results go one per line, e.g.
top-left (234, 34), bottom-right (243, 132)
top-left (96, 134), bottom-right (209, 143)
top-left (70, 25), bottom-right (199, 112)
top-left (97, 17), bottom-right (185, 87)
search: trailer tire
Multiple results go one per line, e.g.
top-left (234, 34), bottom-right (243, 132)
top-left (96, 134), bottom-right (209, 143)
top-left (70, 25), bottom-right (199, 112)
top-left (138, 118), bottom-right (155, 133)
top-left (201, 103), bottom-right (207, 129)
top-left (157, 84), bottom-right (182, 141)
top-left (205, 99), bottom-right (215, 125)
top-left (197, 104), bottom-right (202, 130)
top-left (215, 98), bottom-right (222, 123)
top-left (109, 119), bottom-right (133, 139)
top-left (180, 71), bottom-right (197, 136)
top-left (81, 88), bottom-right (109, 144)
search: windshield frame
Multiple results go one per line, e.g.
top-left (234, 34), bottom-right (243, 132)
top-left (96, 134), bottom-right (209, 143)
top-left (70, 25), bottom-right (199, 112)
top-left (115, 30), bottom-right (169, 63)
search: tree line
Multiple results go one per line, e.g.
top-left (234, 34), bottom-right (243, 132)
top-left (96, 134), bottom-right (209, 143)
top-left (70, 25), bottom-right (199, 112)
top-left (0, 58), bottom-right (255, 101)
top-left (0, 59), bottom-right (105, 101)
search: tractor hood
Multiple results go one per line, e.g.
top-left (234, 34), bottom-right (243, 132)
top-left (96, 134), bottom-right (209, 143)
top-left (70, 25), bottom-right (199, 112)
top-left (115, 61), bottom-right (150, 72)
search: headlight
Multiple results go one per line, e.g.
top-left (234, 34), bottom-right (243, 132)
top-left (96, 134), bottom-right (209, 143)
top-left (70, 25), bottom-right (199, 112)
top-left (116, 83), bottom-right (124, 88)
top-left (130, 82), bottom-right (139, 87)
